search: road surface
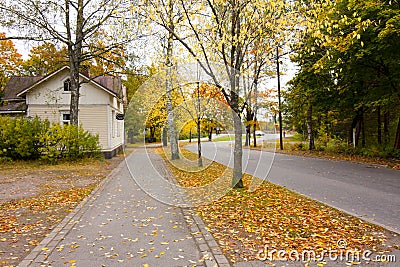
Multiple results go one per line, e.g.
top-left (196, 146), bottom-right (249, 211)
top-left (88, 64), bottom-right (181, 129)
top-left (184, 139), bottom-right (400, 234)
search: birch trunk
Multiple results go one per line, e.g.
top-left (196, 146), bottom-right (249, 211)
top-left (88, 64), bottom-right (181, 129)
top-left (165, 0), bottom-right (179, 160)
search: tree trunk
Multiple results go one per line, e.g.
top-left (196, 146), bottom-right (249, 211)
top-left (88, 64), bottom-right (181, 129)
top-left (253, 62), bottom-right (258, 148)
top-left (253, 117), bottom-right (257, 148)
top-left (165, 0), bottom-right (179, 160)
top-left (354, 119), bottom-right (361, 147)
top-left (208, 127), bottom-right (213, 141)
top-left (162, 127), bottom-right (168, 146)
top-left (277, 46), bottom-right (284, 150)
top-left (197, 119), bottom-right (203, 167)
top-left (307, 104), bottom-right (315, 150)
top-left (244, 108), bottom-right (252, 147)
top-left (245, 125), bottom-right (251, 146)
top-left (232, 110), bottom-right (243, 188)
top-left (395, 117), bottom-right (400, 150)
top-left (66, 0), bottom-right (84, 125)
top-left (384, 112), bottom-right (389, 144)
top-left (350, 109), bottom-right (363, 147)
top-left (361, 108), bottom-right (366, 148)
top-left (377, 106), bottom-right (382, 145)
top-left (69, 64), bottom-right (80, 125)
top-left (150, 127), bottom-right (155, 142)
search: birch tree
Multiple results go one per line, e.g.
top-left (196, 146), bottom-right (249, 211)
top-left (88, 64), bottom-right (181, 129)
top-left (0, 0), bottom-right (135, 124)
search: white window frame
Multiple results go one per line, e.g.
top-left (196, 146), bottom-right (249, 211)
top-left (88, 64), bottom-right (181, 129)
top-left (63, 78), bottom-right (71, 92)
top-left (60, 111), bottom-right (71, 125)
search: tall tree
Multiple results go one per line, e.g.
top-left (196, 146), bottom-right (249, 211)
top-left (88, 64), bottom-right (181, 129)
top-left (0, 0), bottom-right (135, 124)
top-left (134, 0), bottom-right (185, 159)
top-left (138, 0), bottom-right (299, 188)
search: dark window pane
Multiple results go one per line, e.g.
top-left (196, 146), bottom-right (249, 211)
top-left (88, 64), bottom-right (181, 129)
top-left (64, 79), bottom-right (71, 91)
top-left (63, 114), bottom-right (70, 120)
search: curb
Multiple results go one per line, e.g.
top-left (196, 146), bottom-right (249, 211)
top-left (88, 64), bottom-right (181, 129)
top-left (18, 159), bottom-right (125, 267)
top-left (181, 208), bottom-right (231, 267)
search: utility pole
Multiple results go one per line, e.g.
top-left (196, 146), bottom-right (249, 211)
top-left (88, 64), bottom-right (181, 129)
top-left (276, 46), bottom-right (284, 150)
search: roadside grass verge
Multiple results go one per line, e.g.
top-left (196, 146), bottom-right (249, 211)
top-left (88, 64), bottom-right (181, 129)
top-left (212, 135), bottom-right (235, 142)
top-left (159, 148), bottom-right (393, 264)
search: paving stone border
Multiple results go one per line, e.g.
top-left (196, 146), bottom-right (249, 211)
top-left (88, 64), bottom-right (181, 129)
top-left (181, 207), bottom-right (231, 267)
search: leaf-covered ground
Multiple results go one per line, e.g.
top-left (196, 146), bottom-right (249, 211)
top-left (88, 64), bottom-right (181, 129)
top-left (0, 155), bottom-right (125, 267)
top-left (163, 149), bottom-right (399, 265)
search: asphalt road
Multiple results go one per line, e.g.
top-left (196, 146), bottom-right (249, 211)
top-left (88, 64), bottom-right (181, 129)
top-left (184, 139), bottom-right (400, 234)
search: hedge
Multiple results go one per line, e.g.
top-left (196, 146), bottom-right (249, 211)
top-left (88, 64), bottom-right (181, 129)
top-left (0, 116), bottom-right (100, 161)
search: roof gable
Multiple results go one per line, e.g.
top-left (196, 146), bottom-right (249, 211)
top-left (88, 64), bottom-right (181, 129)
top-left (16, 66), bottom-right (121, 98)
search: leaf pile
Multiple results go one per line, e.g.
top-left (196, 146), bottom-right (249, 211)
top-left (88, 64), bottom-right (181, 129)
top-left (163, 149), bottom-right (391, 264)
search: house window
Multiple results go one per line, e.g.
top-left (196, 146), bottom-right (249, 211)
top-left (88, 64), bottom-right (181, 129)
top-left (61, 113), bottom-right (71, 125)
top-left (64, 79), bottom-right (71, 92)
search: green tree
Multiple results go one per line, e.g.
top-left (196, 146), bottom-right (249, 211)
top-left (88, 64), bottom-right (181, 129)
top-left (289, 0), bottom-right (400, 151)
top-left (1, 0), bottom-right (137, 125)
top-left (22, 42), bottom-right (68, 76)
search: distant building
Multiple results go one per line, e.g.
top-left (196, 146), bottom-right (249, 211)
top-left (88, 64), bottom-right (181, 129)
top-left (0, 66), bottom-right (125, 158)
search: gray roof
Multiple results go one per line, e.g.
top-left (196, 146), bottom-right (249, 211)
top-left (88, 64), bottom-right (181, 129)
top-left (0, 100), bottom-right (27, 113)
top-left (1, 68), bottom-right (123, 114)
top-left (0, 76), bottom-right (42, 114)
top-left (2, 76), bottom-right (43, 100)
top-left (93, 76), bottom-right (122, 97)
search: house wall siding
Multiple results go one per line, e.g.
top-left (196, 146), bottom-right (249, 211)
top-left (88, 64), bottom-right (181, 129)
top-left (27, 105), bottom-right (66, 124)
top-left (109, 104), bottom-right (124, 151)
top-left (22, 68), bottom-right (124, 155)
top-left (79, 106), bottom-right (109, 149)
top-left (29, 105), bottom-right (111, 149)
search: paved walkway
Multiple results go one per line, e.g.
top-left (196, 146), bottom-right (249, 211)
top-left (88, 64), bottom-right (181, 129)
top-left (19, 148), bottom-right (230, 267)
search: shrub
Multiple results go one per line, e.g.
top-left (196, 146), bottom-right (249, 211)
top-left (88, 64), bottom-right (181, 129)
top-left (325, 138), bottom-right (355, 155)
top-left (0, 116), bottom-right (100, 162)
top-left (0, 116), bottom-right (47, 159)
top-left (291, 142), bottom-right (308, 151)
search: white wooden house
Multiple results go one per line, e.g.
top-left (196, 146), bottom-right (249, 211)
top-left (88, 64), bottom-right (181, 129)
top-left (0, 66), bottom-right (125, 158)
